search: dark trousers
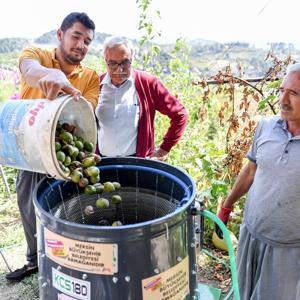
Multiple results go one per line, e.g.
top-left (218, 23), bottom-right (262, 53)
top-left (16, 170), bottom-right (46, 265)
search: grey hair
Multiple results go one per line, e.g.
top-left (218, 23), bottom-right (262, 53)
top-left (287, 63), bottom-right (300, 74)
top-left (103, 36), bottom-right (135, 58)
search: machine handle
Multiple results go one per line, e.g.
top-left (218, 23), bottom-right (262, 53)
top-left (190, 199), bottom-right (204, 250)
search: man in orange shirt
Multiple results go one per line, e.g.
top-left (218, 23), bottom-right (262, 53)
top-left (6, 12), bottom-right (99, 281)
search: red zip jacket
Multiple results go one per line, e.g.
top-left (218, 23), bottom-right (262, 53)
top-left (99, 70), bottom-right (188, 157)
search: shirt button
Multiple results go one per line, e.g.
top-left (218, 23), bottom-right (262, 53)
top-left (285, 150), bottom-right (288, 153)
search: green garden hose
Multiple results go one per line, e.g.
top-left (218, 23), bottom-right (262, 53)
top-left (201, 209), bottom-right (240, 300)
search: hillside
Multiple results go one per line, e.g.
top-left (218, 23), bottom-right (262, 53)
top-left (34, 30), bottom-right (111, 46)
top-left (0, 31), bottom-right (299, 77)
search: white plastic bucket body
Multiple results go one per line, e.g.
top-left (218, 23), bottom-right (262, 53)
top-left (0, 95), bottom-right (96, 179)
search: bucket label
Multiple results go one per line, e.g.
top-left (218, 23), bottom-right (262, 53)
top-left (141, 256), bottom-right (190, 300)
top-left (44, 228), bottom-right (118, 275)
top-left (0, 100), bottom-right (32, 168)
top-left (52, 268), bottom-right (91, 300)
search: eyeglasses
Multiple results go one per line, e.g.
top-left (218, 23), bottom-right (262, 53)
top-left (106, 59), bottom-right (132, 70)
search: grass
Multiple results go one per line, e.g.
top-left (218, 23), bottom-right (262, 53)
top-left (17, 274), bottom-right (39, 299)
top-left (0, 192), bottom-right (39, 300)
top-left (0, 195), bottom-right (24, 248)
top-left (0, 235), bottom-right (39, 300)
top-left (0, 273), bottom-right (39, 300)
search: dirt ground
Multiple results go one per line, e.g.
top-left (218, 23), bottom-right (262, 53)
top-left (197, 246), bottom-right (232, 296)
top-left (0, 243), bottom-right (39, 300)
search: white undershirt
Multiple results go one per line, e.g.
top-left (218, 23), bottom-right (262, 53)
top-left (95, 74), bottom-right (139, 157)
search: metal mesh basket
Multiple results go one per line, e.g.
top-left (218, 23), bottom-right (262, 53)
top-left (52, 187), bottom-right (180, 226)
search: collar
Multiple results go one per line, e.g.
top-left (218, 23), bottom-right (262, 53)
top-left (274, 117), bottom-right (300, 139)
top-left (274, 118), bottom-right (288, 131)
top-left (101, 72), bottom-right (134, 88)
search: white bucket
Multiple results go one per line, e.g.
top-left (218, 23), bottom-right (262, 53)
top-left (0, 95), bottom-right (97, 180)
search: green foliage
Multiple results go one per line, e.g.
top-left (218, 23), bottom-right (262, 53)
top-left (84, 50), bottom-right (106, 74)
top-left (0, 5), bottom-right (291, 246)
top-left (0, 38), bottom-right (29, 53)
top-left (132, 1), bottom-right (286, 239)
top-left (17, 274), bottom-right (39, 300)
top-left (257, 79), bottom-right (281, 113)
top-left (137, 0), bottom-right (161, 45)
top-left (0, 53), bottom-right (19, 69)
top-left (136, 0), bottom-right (163, 75)
top-left (0, 222), bottom-right (24, 248)
top-left (0, 166), bottom-right (17, 195)
top-left (0, 80), bottom-right (17, 100)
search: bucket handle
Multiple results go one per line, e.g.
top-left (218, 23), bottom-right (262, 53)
top-left (45, 172), bottom-right (70, 181)
top-left (190, 200), bottom-right (203, 249)
top-left (46, 173), bottom-right (55, 179)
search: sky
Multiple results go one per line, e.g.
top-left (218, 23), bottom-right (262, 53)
top-left (1, 0), bottom-right (299, 48)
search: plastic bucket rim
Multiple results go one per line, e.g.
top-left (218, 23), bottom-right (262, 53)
top-left (44, 95), bottom-right (97, 180)
top-left (48, 96), bottom-right (69, 180)
top-left (49, 95), bottom-right (75, 180)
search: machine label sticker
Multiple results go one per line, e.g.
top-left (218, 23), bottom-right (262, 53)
top-left (52, 268), bottom-right (90, 300)
top-left (141, 255), bottom-right (189, 300)
top-left (45, 228), bottom-right (118, 275)
top-left (57, 293), bottom-right (77, 300)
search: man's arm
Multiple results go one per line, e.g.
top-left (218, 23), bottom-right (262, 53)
top-left (150, 78), bottom-right (188, 161)
top-left (215, 160), bottom-right (257, 239)
top-left (150, 148), bottom-right (169, 161)
top-left (223, 160), bottom-right (257, 208)
top-left (20, 59), bottom-right (81, 100)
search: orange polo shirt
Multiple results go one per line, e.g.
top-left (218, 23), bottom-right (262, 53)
top-left (19, 47), bottom-right (99, 107)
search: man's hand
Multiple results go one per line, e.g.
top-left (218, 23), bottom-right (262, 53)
top-left (20, 59), bottom-right (81, 101)
top-left (150, 148), bottom-right (169, 161)
top-left (215, 203), bottom-right (233, 238)
top-left (217, 204), bottom-right (233, 224)
top-left (38, 70), bottom-right (81, 100)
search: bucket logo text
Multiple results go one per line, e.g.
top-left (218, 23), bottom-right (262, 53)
top-left (28, 102), bottom-right (46, 126)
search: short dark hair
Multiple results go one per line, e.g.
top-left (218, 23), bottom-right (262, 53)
top-left (60, 12), bottom-right (95, 32)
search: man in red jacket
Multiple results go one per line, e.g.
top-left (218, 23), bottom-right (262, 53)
top-left (96, 36), bottom-right (188, 160)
